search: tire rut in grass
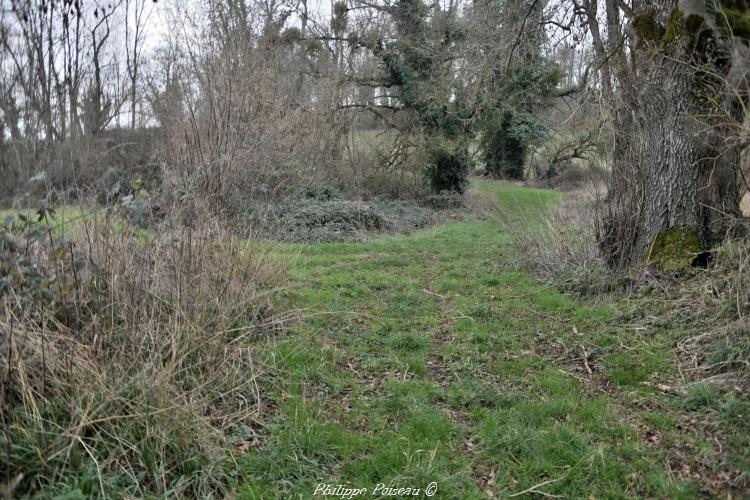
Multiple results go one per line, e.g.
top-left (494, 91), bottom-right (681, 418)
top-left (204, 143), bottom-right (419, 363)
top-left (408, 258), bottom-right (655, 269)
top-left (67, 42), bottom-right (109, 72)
top-left (416, 251), bottom-right (502, 495)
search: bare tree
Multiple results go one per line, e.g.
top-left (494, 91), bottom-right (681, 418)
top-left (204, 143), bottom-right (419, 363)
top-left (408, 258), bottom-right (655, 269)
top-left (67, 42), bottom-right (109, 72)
top-left (146, 34), bottom-right (184, 131)
top-left (83, 2), bottom-right (118, 135)
top-left (125, 0), bottom-right (151, 129)
top-left (62, 0), bottom-right (84, 138)
top-left (0, 14), bottom-right (22, 141)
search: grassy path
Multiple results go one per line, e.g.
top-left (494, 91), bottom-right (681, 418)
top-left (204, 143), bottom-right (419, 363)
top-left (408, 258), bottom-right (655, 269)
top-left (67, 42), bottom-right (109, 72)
top-left (237, 181), bottom-right (700, 498)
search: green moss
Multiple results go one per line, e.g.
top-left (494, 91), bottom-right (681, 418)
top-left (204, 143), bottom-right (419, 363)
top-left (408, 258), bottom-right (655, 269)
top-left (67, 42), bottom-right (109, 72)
top-left (647, 2), bottom-right (750, 51)
top-left (633, 9), bottom-right (665, 43)
top-left (647, 225), bottom-right (702, 271)
top-left (662, 7), bottom-right (712, 46)
top-left (662, 5), bottom-right (686, 45)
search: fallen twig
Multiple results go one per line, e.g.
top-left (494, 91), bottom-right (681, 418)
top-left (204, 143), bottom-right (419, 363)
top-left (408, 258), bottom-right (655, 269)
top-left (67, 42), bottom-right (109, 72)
top-left (506, 477), bottom-right (564, 497)
top-left (640, 381), bottom-right (687, 396)
top-left (422, 288), bottom-right (448, 299)
top-left (580, 344), bottom-right (593, 375)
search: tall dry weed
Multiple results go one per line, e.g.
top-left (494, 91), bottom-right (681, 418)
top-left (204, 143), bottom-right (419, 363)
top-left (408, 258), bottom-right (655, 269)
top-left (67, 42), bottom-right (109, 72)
top-left (1, 205), bottom-right (286, 497)
top-left (502, 185), bottom-right (615, 295)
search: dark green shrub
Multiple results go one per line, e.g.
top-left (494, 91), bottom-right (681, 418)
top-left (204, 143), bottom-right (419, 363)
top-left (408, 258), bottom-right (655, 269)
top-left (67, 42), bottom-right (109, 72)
top-left (480, 110), bottom-right (546, 180)
top-left (0, 208), bottom-right (80, 309)
top-left (302, 184), bottom-right (343, 201)
top-left (255, 196), bottom-right (436, 243)
top-left (424, 142), bottom-right (471, 194)
top-left (374, 198), bottom-right (436, 229)
top-left (292, 200), bottom-right (385, 229)
top-left (263, 199), bottom-right (385, 242)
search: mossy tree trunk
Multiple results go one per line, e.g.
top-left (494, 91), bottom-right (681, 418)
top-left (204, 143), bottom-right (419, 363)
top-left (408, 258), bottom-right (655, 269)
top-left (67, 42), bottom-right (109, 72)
top-left (597, 0), bottom-right (747, 270)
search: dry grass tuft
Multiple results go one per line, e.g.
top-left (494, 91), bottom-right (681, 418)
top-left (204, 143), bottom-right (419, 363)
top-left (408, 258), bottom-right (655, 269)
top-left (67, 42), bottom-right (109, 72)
top-left (501, 183), bottom-right (616, 295)
top-left (1, 205), bottom-right (287, 497)
top-left (676, 236), bottom-right (750, 389)
top-left (463, 185), bottom-right (499, 219)
top-left (505, 180), bottom-right (750, 387)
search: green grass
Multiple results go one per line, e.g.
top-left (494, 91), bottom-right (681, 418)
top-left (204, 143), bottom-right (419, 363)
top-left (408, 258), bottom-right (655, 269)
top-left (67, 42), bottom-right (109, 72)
top-left (235, 180), bottom-right (720, 498)
top-left (1, 204), bottom-right (93, 225)
top-left (0, 205), bottom-right (110, 240)
top-left (11, 181), bottom-right (738, 497)
top-left (1, 204), bottom-right (157, 243)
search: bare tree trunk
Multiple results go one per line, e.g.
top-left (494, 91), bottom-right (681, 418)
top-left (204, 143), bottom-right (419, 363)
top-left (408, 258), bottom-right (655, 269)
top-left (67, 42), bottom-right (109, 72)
top-left (581, 0), bottom-right (613, 100)
top-left (65, 6), bottom-right (83, 139)
top-left (84, 7), bottom-right (116, 136)
top-left (126, 0), bottom-right (149, 129)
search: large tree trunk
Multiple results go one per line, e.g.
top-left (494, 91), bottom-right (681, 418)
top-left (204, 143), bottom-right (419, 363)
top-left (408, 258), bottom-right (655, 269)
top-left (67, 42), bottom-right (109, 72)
top-left (600, 1), bottom-right (745, 270)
